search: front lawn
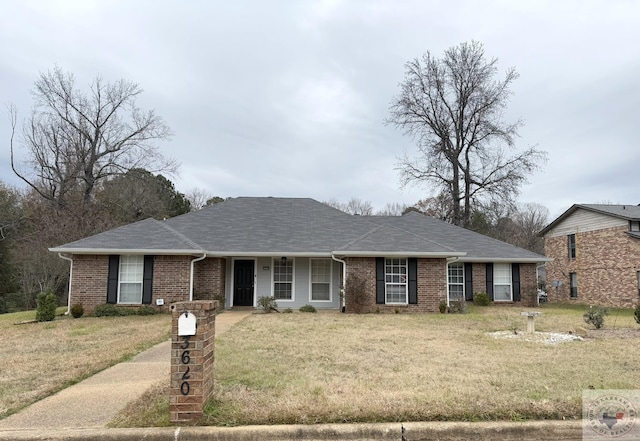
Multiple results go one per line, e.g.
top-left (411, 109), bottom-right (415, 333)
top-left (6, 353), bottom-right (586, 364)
top-left (112, 304), bottom-right (640, 426)
top-left (0, 309), bottom-right (171, 419)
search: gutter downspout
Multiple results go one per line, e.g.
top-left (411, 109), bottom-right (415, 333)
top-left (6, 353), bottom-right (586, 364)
top-left (331, 254), bottom-right (347, 313)
top-left (445, 256), bottom-right (459, 307)
top-left (189, 253), bottom-right (207, 301)
top-left (536, 262), bottom-right (545, 306)
top-left (58, 253), bottom-right (73, 315)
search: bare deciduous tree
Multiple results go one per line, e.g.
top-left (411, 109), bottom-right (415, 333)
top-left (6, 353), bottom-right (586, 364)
top-left (409, 193), bottom-right (455, 221)
top-left (9, 67), bottom-right (177, 208)
top-left (185, 188), bottom-right (213, 211)
top-left (511, 203), bottom-right (549, 254)
top-left (387, 41), bottom-right (547, 228)
top-left (376, 202), bottom-right (407, 216)
top-left (324, 198), bottom-right (373, 215)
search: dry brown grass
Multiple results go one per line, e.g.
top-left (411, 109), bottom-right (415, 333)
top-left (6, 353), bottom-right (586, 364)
top-left (112, 304), bottom-right (640, 427)
top-left (0, 309), bottom-right (171, 418)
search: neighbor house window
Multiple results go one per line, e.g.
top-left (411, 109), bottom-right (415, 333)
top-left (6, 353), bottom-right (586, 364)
top-left (273, 258), bottom-right (294, 300)
top-left (570, 272), bottom-right (578, 298)
top-left (493, 263), bottom-right (512, 301)
top-left (630, 221), bottom-right (640, 232)
top-left (118, 255), bottom-right (144, 304)
top-left (448, 262), bottom-right (464, 302)
top-left (385, 258), bottom-right (407, 304)
top-left (568, 234), bottom-right (576, 259)
top-left (310, 259), bottom-right (331, 301)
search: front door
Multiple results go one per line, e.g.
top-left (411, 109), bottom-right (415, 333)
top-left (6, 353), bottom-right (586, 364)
top-left (233, 260), bottom-right (254, 306)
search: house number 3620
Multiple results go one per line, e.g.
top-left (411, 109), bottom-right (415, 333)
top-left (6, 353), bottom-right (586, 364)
top-left (179, 335), bottom-right (191, 395)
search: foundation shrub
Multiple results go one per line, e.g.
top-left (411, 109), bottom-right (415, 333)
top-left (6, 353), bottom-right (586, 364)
top-left (447, 300), bottom-right (468, 314)
top-left (36, 291), bottom-right (58, 322)
top-left (633, 304), bottom-right (640, 325)
top-left (70, 303), bottom-right (84, 318)
top-left (94, 304), bottom-right (125, 317)
top-left (299, 304), bottom-right (316, 313)
top-left (137, 305), bottom-right (157, 316)
top-left (474, 292), bottom-right (491, 306)
top-left (257, 296), bottom-right (278, 313)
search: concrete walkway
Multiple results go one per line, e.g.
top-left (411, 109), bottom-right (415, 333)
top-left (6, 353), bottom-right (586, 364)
top-left (0, 309), bottom-right (252, 431)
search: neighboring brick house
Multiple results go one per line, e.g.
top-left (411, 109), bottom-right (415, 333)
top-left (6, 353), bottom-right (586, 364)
top-left (50, 197), bottom-right (547, 314)
top-left (540, 204), bottom-right (640, 308)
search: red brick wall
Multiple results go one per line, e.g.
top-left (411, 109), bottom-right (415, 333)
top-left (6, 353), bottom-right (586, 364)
top-left (193, 257), bottom-right (226, 303)
top-left (344, 257), bottom-right (376, 313)
top-left (153, 255), bottom-right (192, 310)
top-left (472, 263), bottom-right (487, 295)
top-left (344, 257), bottom-right (446, 313)
top-left (344, 258), bottom-right (537, 313)
top-left (416, 258), bottom-right (447, 313)
top-left (70, 255), bottom-right (109, 313)
top-left (545, 226), bottom-right (640, 307)
top-left (519, 263), bottom-right (538, 306)
top-left (70, 254), bottom-right (193, 313)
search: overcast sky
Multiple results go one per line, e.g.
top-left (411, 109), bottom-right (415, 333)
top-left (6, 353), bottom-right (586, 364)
top-left (2, 0), bottom-right (639, 220)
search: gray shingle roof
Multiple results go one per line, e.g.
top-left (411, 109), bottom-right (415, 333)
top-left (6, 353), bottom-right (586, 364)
top-left (50, 218), bottom-right (203, 254)
top-left (50, 197), bottom-right (547, 261)
top-left (539, 204), bottom-right (640, 236)
top-left (579, 204), bottom-right (640, 219)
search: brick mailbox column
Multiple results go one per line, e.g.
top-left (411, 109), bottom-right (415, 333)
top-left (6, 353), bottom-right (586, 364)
top-left (170, 300), bottom-right (217, 424)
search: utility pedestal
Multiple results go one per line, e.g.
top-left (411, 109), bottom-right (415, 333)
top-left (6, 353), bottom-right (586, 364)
top-left (170, 300), bottom-right (217, 424)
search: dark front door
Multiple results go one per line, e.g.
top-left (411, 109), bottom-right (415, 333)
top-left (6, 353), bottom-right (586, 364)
top-left (234, 260), bottom-right (254, 306)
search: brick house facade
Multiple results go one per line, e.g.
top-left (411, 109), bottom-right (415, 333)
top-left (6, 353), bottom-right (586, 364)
top-left (541, 204), bottom-right (640, 308)
top-left (53, 197), bottom-right (547, 314)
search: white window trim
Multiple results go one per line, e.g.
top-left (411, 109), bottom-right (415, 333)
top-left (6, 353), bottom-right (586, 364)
top-left (385, 258), bottom-right (408, 305)
top-left (309, 258), bottom-right (332, 302)
top-left (271, 257), bottom-right (295, 302)
top-left (447, 262), bottom-right (464, 303)
top-left (117, 255), bottom-right (144, 304)
top-left (493, 263), bottom-right (512, 302)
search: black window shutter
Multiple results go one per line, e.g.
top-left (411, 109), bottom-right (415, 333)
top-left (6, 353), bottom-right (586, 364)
top-left (408, 258), bottom-right (418, 304)
top-left (376, 257), bottom-right (385, 304)
top-left (464, 262), bottom-right (473, 301)
top-left (142, 255), bottom-right (154, 305)
top-left (512, 263), bottom-right (521, 302)
top-left (485, 263), bottom-right (494, 300)
top-left (107, 255), bottom-right (120, 304)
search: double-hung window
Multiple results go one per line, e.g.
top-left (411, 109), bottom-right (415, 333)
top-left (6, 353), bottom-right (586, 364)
top-left (118, 255), bottom-right (144, 304)
top-left (570, 272), bottom-right (578, 298)
top-left (568, 234), bottom-right (576, 259)
top-left (493, 263), bottom-right (512, 301)
top-left (448, 262), bottom-right (464, 302)
top-left (310, 259), bottom-right (331, 301)
top-left (385, 258), bottom-right (407, 304)
top-left (273, 258), bottom-right (294, 300)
